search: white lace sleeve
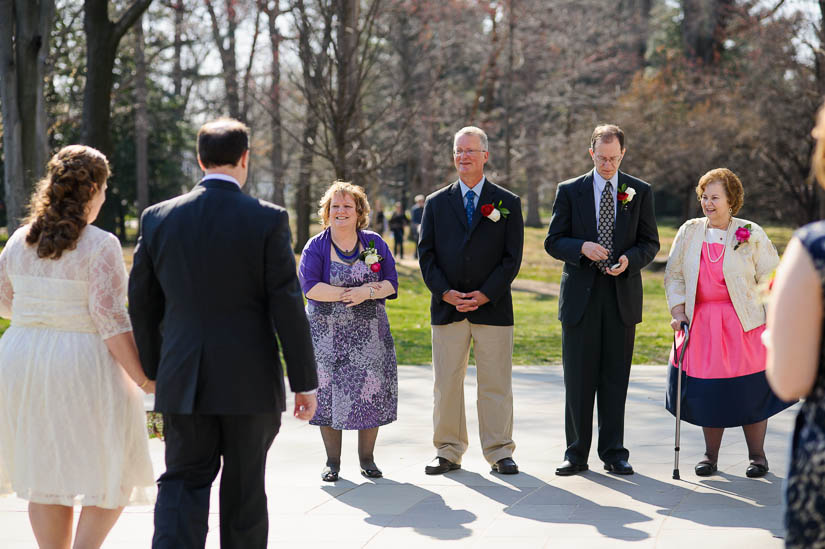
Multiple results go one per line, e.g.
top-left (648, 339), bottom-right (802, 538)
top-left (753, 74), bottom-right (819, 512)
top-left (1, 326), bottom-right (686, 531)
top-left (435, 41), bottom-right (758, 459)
top-left (88, 234), bottom-right (132, 339)
top-left (0, 238), bottom-right (13, 318)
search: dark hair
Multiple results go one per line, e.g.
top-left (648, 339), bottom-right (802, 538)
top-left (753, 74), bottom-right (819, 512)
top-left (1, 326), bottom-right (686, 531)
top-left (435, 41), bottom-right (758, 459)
top-left (26, 145), bottom-right (109, 259)
top-left (197, 117), bottom-right (250, 168)
top-left (591, 124), bottom-right (625, 150)
top-left (696, 168), bottom-right (745, 215)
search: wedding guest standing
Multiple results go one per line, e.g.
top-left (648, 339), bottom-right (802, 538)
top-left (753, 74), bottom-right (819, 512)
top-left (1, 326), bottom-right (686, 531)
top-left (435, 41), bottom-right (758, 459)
top-left (0, 145), bottom-right (155, 549)
top-left (666, 168), bottom-right (790, 478)
top-left (389, 201), bottom-right (410, 259)
top-left (418, 126), bottom-right (523, 476)
top-left (545, 124), bottom-right (659, 476)
top-left (766, 104), bottom-right (825, 547)
top-left (299, 181), bottom-right (399, 482)
top-left (410, 194), bottom-right (425, 259)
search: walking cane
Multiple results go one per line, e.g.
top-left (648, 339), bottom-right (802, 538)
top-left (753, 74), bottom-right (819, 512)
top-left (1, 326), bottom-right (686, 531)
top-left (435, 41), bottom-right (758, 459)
top-left (673, 321), bottom-right (690, 480)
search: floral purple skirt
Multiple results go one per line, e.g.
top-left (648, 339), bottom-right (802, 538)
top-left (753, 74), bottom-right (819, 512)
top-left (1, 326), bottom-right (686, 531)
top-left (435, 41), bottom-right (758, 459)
top-left (307, 261), bottom-right (398, 430)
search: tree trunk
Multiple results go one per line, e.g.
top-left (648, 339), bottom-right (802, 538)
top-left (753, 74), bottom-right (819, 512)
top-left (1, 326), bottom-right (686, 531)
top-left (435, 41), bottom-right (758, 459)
top-left (205, 0), bottom-right (241, 120)
top-left (264, 1), bottom-right (285, 206)
top-left (333, 0), bottom-right (360, 181)
top-left (134, 14), bottom-right (149, 219)
top-left (524, 115), bottom-right (542, 227)
top-left (0, 0), bottom-right (54, 232)
top-left (81, 0), bottom-right (153, 237)
top-left (681, 0), bottom-right (733, 65)
top-left (294, 112), bottom-right (318, 253)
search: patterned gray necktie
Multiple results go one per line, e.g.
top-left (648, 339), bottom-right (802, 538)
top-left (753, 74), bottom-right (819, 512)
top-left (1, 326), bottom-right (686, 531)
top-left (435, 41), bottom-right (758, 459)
top-left (597, 181), bottom-right (615, 273)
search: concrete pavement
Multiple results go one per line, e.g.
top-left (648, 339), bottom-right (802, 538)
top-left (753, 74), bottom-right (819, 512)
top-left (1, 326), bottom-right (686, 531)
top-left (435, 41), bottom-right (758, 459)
top-left (0, 365), bottom-right (797, 548)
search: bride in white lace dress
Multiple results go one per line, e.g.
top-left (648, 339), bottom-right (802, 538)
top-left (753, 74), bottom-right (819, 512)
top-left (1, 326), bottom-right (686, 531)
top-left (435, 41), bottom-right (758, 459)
top-left (0, 145), bottom-right (155, 548)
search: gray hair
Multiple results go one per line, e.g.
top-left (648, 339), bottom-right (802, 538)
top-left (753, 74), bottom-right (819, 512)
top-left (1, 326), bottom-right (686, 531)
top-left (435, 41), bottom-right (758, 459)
top-left (454, 126), bottom-right (488, 151)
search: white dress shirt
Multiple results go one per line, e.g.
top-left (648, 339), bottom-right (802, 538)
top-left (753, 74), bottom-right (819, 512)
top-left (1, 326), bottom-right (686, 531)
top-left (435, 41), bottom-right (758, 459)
top-left (201, 173), bottom-right (241, 188)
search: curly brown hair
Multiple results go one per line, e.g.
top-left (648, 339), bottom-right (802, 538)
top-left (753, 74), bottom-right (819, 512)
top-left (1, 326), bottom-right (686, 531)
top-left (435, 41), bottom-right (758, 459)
top-left (317, 181), bottom-right (371, 230)
top-left (25, 145), bottom-right (109, 259)
top-left (695, 168), bottom-right (745, 216)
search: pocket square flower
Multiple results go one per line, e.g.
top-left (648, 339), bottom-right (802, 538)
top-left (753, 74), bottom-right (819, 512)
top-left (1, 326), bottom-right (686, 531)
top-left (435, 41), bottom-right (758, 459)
top-left (480, 200), bottom-right (510, 222)
top-left (359, 240), bottom-right (383, 272)
top-left (734, 224), bottom-right (752, 251)
top-left (617, 184), bottom-right (636, 208)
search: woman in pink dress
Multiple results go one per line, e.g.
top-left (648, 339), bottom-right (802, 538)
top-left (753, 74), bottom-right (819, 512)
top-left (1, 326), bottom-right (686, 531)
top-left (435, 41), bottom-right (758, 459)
top-left (664, 168), bottom-right (792, 478)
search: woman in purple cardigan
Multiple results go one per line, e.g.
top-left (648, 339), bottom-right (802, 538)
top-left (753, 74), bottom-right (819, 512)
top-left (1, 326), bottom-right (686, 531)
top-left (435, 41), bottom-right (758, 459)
top-left (299, 182), bottom-right (399, 482)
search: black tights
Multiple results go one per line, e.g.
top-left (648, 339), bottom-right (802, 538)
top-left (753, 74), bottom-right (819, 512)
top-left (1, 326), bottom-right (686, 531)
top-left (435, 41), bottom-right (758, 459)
top-left (319, 426), bottom-right (380, 469)
top-left (702, 419), bottom-right (768, 465)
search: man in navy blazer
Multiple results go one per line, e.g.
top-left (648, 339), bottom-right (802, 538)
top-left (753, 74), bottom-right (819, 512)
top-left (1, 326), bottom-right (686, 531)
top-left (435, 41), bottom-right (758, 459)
top-left (545, 124), bottom-right (659, 476)
top-left (418, 126), bottom-right (524, 475)
top-left (129, 118), bottom-right (318, 548)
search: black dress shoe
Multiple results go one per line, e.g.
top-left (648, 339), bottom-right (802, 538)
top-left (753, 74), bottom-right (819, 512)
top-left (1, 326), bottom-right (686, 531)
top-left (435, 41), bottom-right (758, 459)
top-left (746, 461), bottom-right (769, 478)
top-left (321, 464), bottom-right (340, 482)
top-left (424, 457), bottom-right (460, 475)
top-left (491, 457), bottom-right (519, 474)
top-left (694, 460), bottom-right (717, 477)
top-left (360, 465), bottom-right (383, 478)
top-left (604, 459), bottom-right (634, 475)
top-left (555, 460), bottom-right (589, 476)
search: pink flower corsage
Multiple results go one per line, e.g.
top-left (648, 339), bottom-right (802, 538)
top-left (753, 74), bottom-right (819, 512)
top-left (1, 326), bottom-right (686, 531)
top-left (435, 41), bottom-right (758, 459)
top-left (734, 224), bottom-right (752, 251)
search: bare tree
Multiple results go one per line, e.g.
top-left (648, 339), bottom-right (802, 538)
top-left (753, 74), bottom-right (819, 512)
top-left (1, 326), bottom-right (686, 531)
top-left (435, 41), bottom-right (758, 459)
top-left (134, 13), bottom-right (149, 218)
top-left (0, 0), bottom-right (55, 232)
top-left (260, 0), bottom-right (285, 205)
top-left (81, 0), bottom-right (153, 155)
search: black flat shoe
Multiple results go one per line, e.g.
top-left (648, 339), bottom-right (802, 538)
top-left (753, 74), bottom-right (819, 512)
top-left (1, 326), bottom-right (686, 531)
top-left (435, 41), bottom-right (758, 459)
top-left (491, 457), bottom-right (519, 475)
top-left (604, 459), bottom-right (634, 475)
top-left (694, 460), bottom-right (718, 477)
top-left (321, 465), bottom-right (340, 482)
top-left (555, 460), bottom-right (588, 476)
top-left (746, 461), bottom-right (769, 478)
top-left (424, 456), bottom-right (460, 475)
top-left (360, 464), bottom-right (383, 478)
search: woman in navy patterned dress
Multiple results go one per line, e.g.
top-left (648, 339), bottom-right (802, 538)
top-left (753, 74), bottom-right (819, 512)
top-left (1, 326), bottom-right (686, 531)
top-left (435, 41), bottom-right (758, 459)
top-left (299, 182), bottom-right (399, 482)
top-left (767, 105), bottom-right (825, 547)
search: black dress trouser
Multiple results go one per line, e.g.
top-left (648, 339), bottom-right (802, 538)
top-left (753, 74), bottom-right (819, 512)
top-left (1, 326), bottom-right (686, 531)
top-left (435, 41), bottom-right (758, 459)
top-left (561, 274), bottom-right (636, 465)
top-left (152, 412), bottom-right (281, 549)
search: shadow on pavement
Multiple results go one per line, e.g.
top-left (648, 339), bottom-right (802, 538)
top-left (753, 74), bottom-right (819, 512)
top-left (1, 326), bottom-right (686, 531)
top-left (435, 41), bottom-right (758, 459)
top-left (449, 470), bottom-right (652, 541)
top-left (322, 478), bottom-right (476, 541)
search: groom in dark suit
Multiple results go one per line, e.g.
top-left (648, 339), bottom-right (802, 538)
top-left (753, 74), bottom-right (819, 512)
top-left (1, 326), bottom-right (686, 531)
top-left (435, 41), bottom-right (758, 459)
top-left (129, 118), bottom-right (318, 549)
top-left (545, 124), bottom-right (659, 476)
top-left (418, 126), bottom-right (524, 475)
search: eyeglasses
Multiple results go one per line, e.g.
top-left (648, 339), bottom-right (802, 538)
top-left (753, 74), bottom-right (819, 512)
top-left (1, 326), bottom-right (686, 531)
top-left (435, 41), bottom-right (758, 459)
top-left (594, 154), bottom-right (623, 166)
top-left (454, 149), bottom-right (486, 157)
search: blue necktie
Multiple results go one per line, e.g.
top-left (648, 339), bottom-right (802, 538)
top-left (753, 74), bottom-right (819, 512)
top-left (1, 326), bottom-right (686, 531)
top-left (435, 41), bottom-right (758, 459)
top-left (465, 190), bottom-right (475, 226)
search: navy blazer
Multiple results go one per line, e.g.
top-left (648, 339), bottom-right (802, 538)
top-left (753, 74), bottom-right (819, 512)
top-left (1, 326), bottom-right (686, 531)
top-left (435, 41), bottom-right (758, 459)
top-left (545, 171), bottom-right (660, 327)
top-left (128, 179), bottom-right (318, 415)
top-left (418, 179), bottom-right (524, 326)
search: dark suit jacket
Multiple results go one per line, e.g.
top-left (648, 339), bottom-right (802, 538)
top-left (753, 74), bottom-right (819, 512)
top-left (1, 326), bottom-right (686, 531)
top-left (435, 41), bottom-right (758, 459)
top-left (128, 178), bottom-right (318, 415)
top-left (545, 170), bottom-right (660, 327)
top-left (418, 179), bottom-right (524, 326)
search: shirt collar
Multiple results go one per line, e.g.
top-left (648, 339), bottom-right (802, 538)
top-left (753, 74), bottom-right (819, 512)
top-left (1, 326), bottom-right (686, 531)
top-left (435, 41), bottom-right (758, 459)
top-left (592, 169), bottom-right (617, 193)
top-left (459, 176), bottom-right (486, 198)
top-left (201, 173), bottom-right (241, 189)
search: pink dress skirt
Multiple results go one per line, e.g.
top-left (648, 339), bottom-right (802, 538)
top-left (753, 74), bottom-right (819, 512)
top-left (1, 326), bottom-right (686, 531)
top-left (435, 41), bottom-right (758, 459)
top-left (665, 243), bottom-right (793, 427)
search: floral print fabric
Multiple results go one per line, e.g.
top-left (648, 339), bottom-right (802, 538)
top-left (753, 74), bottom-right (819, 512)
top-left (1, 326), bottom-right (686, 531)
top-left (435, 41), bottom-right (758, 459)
top-left (785, 220), bottom-right (825, 547)
top-left (307, 261), bottom-right (398, 430)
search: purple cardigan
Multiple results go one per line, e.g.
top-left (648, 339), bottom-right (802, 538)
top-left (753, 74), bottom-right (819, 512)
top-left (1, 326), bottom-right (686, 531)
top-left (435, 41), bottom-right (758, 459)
top-left (299, 228), bottom-right (398, 305)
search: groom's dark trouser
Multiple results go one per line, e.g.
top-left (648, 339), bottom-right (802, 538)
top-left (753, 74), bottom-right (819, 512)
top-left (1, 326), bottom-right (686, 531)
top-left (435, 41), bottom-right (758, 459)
top-left (153, 412), bottom-right (281, 549)
top-left (561, 274), bottom-right (635, 465)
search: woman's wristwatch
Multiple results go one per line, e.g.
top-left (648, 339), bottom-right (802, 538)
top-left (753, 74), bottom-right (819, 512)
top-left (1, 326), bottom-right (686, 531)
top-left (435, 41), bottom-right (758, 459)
top-left (369, 286), bottom-right (375, 299)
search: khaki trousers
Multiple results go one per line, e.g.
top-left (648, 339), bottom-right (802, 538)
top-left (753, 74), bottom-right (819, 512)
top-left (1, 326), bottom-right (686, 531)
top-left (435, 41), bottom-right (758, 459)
top-left (431, 320), bottom-right (515, 464)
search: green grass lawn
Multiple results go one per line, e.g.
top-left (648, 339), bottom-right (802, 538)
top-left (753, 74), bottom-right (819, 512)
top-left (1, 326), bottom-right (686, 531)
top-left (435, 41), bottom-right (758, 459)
top-left (0, 222), bottom-right (793, 367)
